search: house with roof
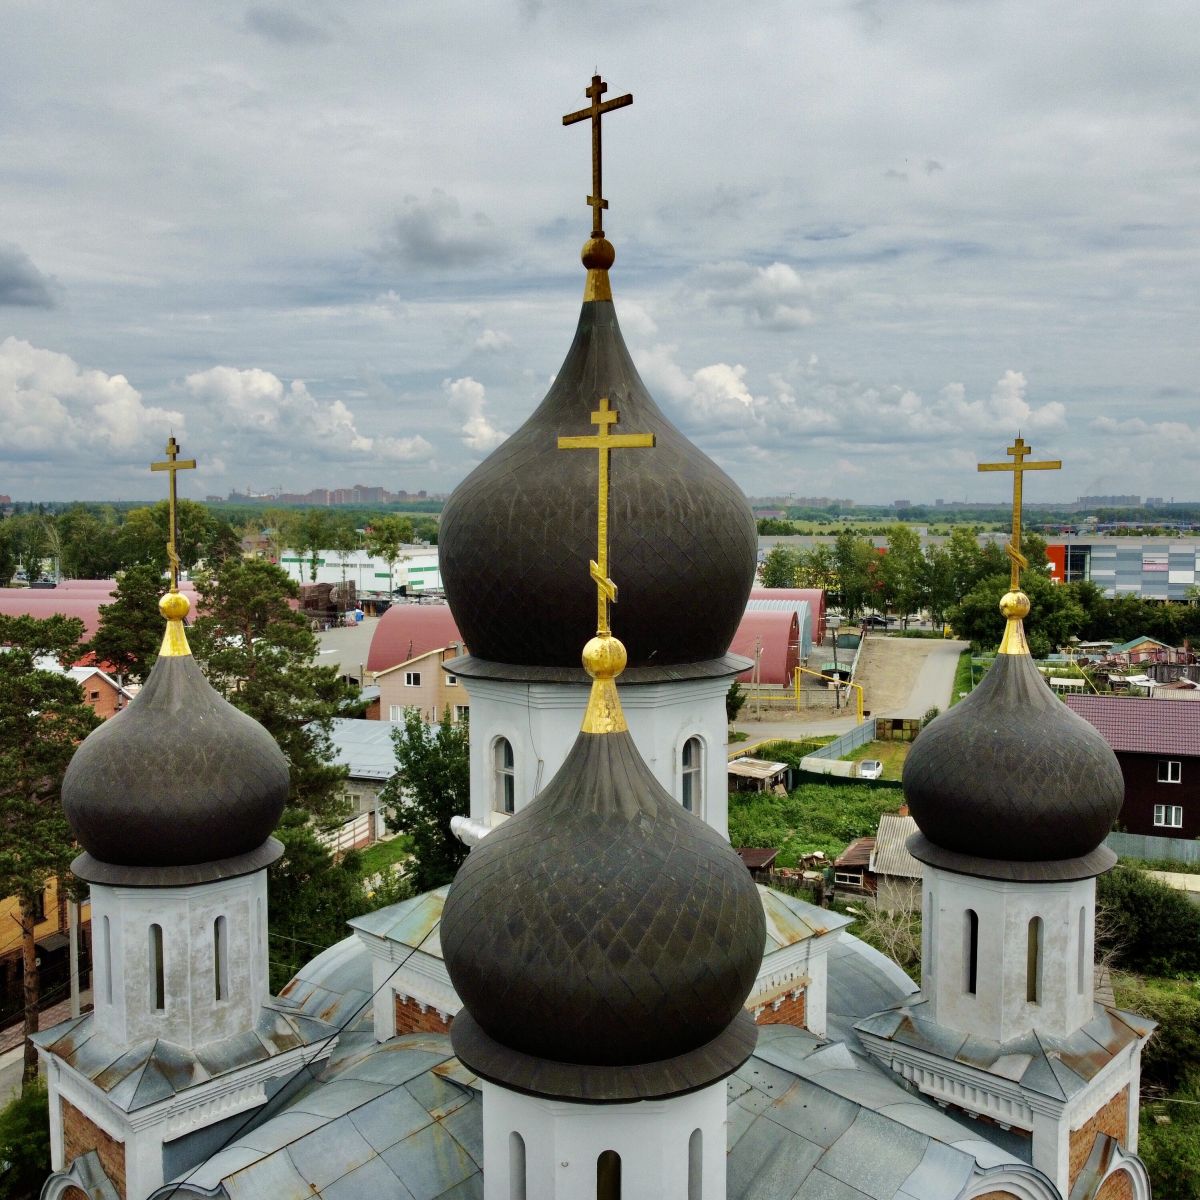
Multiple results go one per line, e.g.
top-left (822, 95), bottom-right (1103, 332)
top-left (870, 809), bottom-right (924, 911)
top-left (320, 717), bottom-right (409, 849)
top-left (1108, 635), bottom-right (1176, 664)
top-left (1067, 694), bottom-right (1200, 839)
top-left (365, 603), bottom-right (470, 725)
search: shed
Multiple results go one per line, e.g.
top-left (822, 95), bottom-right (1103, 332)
top-left (736, 848), bottom-right (779, 880)
top-left (751, 586), bottom-right (826, 643)
top-left (869, 812), bottom-right (923, 911)
top-left (745, 597), bottom-right (813, 661)
top-left (727, 757), bottom-right (789, 793)
top-left (729, 610), bottom-right (800, 685)
top-left (833, 837), bottom-right (876, 893)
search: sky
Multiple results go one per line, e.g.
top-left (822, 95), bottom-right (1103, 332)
top-left (1, 0), bottom-right (1198, 505)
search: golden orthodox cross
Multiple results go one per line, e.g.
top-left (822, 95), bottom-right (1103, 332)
top-left (563, 74), bottom-right (633, 238)
top-left (978, 436), bottom-right (1060, 591)
top-left (558, 397), bottom-right (655, 636)
top-left (150, 436), bottom-right (196, 591)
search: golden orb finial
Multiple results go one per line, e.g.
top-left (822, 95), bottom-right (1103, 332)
top-left (582, 236), bottom-right (615, 302)
top-left (158, 589), bottom-right (192, 658)
top-left (998, 590), bottom-right (1032, 656)
top-left (581, 634), bottom-right (628, 734)
top-left (999, 590), bottom-right (1030, 620)
top-left (583, 633), bottom-right (627, 680)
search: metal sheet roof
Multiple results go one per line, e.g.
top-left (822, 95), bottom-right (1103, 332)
top-left (869, 813), bottom-right (923, 880)
top-left (322, 718), bottom-right (405, 781)
top-left (728, 757), bottom-right (789, 780)
top-left (1066, 692), bottom-right (1200, 756)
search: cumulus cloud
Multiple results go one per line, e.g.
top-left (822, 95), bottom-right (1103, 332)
top-left (0, 337), bottom-right (179, 458)
top-left (379, 191), bottom-right (493, 270)
top-left (184, 366), bottom-right (432, 462)
top-left (0, 244), bottom-right (58, 308)
top-left (474, 328), bottom-right (511, 352)
top-left (697, 261), bottom-right (815, 331)
top-left (443, 376), bottom-right (508, 453)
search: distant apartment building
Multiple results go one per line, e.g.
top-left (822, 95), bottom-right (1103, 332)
top-left (228, 484), bottom-right (430, 505)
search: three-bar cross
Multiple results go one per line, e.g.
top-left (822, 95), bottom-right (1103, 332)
top-left (563, 74), bottom-right (633, 238)
top-left (558, 398), bottom-right (655, 636)
top-left (150, 436), bottom-right (196, 591)
top-left (978, 436), bottom-right (1061, 591)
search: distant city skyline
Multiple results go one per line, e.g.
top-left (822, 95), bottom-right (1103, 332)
top-left (1, 2), bottom-right (1197, 504)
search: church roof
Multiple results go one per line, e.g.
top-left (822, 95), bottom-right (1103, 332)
top-left (31, 1000), bottom-right (337, 1114)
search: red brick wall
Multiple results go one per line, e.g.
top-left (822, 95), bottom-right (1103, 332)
top-left (81, 677), bottom-right (123, 720)
top-left (754, 989), bottom-right (806, 1028)
top-left (1095, 1171), bottom-right (1135, 1200)
top-left (394, 993), bottom-right (451, 1035)
top-left (62, 1098), bottom-right (125, 1200)
top-left (1070, 1087), bottom-right (1129, 1188)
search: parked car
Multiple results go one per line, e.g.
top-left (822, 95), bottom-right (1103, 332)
top-left (858, 760), bottom-right (884, 780)
top-left (860, 614), bottom-right (894, 629)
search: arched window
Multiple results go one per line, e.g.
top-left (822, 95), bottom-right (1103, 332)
top-left (509, 1132), bottom-right (527, 1200)
top-left (149, 923), bottom-right (165, 1011)
top-left (597, 1150), bottom-right (621, 1200)
top-left (214, 916), bottom-right (229, 1002)
top-left (102, 916), bottom-right (112, 1005)
top-left (964, 909), bottom-right (979, 995)
top-left (1026, 916), bottom-right (1043, 1004)
top-left (1077, 906), bottom-right (1088, 995)
top-left (493, 738), bottom-right (516, 814)
top-left (681, 737), bottom-right (703, 813)
top-left (688, 1128), bottom-right (703, 1199)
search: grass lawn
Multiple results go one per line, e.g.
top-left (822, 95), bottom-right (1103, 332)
top-left (843, 740), bottom-right (910, 780)
top-left (357, 835), bottom-right (412, 877)
top-left (950, 649), bottom-right (974, 705)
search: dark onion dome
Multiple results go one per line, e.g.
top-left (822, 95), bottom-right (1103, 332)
top-left (441, 632), bottom-right (765, 1102)
top-left (904, 591), bottom-right (1123, 882)
top-left (63, 592), bottom-right (288, 886)
top-left (438, 238), bottom-right (758, 672)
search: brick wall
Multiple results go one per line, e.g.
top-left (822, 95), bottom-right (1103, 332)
top-left (394, 993), bottom-right (451, 1035)
top-left (1094, 1170), bottom-right (1135, 1200)
top-left (754, 988), bottom-right (806, 1028)
top-left (62, 1098), bottom-right (125, 1200)
top-left (1070, 1087), bottom-right (1129, 1187)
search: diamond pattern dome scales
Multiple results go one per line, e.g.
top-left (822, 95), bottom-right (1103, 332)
top-left (438, 297), bottom-right (758, 670)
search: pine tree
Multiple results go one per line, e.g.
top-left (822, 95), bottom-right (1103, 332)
top-left (85, 565), bottom-right (166, 682)
top-left (189, 557), bottom-right (356, 822)
top-left (379, 708), bottom-right (469, 892)
top-left (0, 615), bottom-right (100, 1087)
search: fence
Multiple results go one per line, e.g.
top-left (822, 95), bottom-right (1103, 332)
top-left (318, 811), bottom-right (373, 856)
top-left (798, 718), bottom-right (878, 777)
top-left (1106, 830), bottom-right (1200, 865)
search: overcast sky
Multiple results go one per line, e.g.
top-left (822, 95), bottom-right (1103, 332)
top-left (2, 0), bottom-right (1198, 505)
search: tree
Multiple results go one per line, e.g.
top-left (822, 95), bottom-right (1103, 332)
top-left (55, 505), bottom-right (123, 579)
top-left (0, 521), bottom-right (17, 587)
top-left (759, 546), bottom-right (798, 588)
top-left (881, 525), bottom-right (925, 624)
top-left (85, 565), bottom-right (166, 682)
top-left (0, 614), bottom-right (100, 1087)
top-left (834, 531), bottom-right (876, 617)
top-left (8, 515), bottom-right (49, 583)
top-left (365, 515), bottom-right (415, 589)
top-left (189, 558), bottom-right (355, 822)
top-left (379, 707), bottom-right (470, 893)
top-left (922, 544), bottom-right (957, 626)
top-left (0, 1078), bottom-right (51, 1197)
top-left (948, 567), bottom-right (1085, 657)
top-left (118, 500), bottom-right (214, 576)
top-left (327, 519), bottom-right (362, 589)
top-left (795, 545), bottom-right (836, 593)
top-left (726, 681), bottom-right (747, 723)
top-left (294, 509), bottom-right (331, 581)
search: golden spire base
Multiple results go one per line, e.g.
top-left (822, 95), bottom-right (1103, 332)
top-left (159, 591), bottom-right (192, 658)
top-left (997, 591), bottom-right (1031, 656)
top-left (582, 237), bottom-right (614, 302)
top-left (581, 634), bottom-right (628, 734)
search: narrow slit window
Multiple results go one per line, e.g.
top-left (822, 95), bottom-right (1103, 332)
top-left (149, 923), bottom-right (165, 1011)
top-left (494, 738), bottom-right (516, 814)
top-left (214, 916), bottom-right (229, 1001)
top-left (1026, 916), bottom-right (1043, 1004)
top-left (681, 737), bottom-right (702, 813)
top-left (688, 1128), bottom-right (703, 1200)
top-left (597, 1150), bottom-right (621, 1200)
top-left (964, 909), bottom-right (979, 995)
top-left (102, 916), bottom-right (112, 1005)
top-left (509, 1132), bottom-right (527, 1200)
top-left (1077, 905), bottom-right (1087, 994)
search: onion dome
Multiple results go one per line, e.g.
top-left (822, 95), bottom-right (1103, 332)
top-left (441, 630), bottom-right (765, 1102)
top-left (904, 591), bottom-right (1123, 881)
top-left (438, 237), bottom-right (758, 674)
top-left (63, 592), bottom-right (288, 886)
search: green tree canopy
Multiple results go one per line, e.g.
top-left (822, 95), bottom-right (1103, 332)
top-left (379, 708), bottom-right (469, 893)
top-left (189, 558), bottom-right (355, 822)
top-left (365, 515), bottom-right (415, 588)
top-left (759, 545), bottom-right (799, 588)
top-left (85, 565), bottom-right (167, 682)
top-left (0, 614), bottom-right (100, 1085)
top-left (117, 499), bottom-right (216, 575)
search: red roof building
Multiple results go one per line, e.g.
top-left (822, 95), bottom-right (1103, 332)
top-left (366, 604), bottom-right (463, 675)
top-left (1067, 694), bottom-right (1200, 838)
top-left (750, 587), bottom-right (826, 643)
top-left (729, 610), bottom-right (799, 685)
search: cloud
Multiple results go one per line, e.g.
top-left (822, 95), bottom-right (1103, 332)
top-left (243, 6), bottom-right (332, 44)
top-left (474, 328), bottom-right (511, 352)
top-left (697, 261), bottom-right (816, 330)
top-left (183, 366), bottom-right (432, 462)
top-left (0, 338), bottom-right (180, 459)
top-left (443, 376), bottom-right (508, 453)
top-left (0, 244), bottom-right (58, 308)
top-left (379, 191), bottom-right (493, 270)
